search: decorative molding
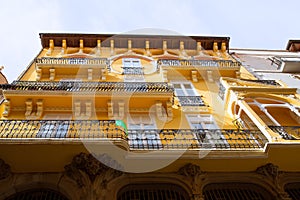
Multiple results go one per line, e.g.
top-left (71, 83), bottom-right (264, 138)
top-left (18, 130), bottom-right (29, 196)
top-left (64, 153), bottom-right (123, 188)
top-left (0, 159), bottom-right (11, 180)
top-left (178, 163), bottom-right (203, 178)
top-left (178, 163), bottom-right (205, 193)
top-left (256, 163), bottom-right (280, 181)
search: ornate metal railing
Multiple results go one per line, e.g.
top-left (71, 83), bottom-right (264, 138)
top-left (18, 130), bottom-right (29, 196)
top-left (0, 120), bottom-right (268, 150)
top-left (0, 81), bottom-right (174, 93)
top-left (0, 120), bottom-right (126, 139)
top-left (35, 57), bottom-right (108, 66)
top-left (240, 79), bottom-right (280, 86)
top-left (176, 96), bottom-right (205, 106)
top-left (128, 129), bottom-right (267, 150)
top-left (123, 67), bottom-right (144, 75)
top-left (157, 59), bottom-right (241, 68)
top-left (269, 126), bottom-right (300, 140)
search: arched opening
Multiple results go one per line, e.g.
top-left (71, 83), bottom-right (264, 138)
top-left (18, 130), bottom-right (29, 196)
top-left (5, 188), bottom-right (69, 200)
top-left (285, 182), bottom-right (300, 200)
top-left (203, 182), bottom-right (275, 200)
top-left (117, 184), bottom-right (190, 200)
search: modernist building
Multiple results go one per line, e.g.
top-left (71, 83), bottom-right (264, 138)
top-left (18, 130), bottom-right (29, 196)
top-left (0, 33), bottom-right (299, 200)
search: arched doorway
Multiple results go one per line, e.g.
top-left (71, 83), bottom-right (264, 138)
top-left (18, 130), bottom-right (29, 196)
top-left (5, 188), bottom-right (69, 200)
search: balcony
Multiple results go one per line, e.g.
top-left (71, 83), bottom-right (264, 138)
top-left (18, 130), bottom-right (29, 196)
top-left (35, 57), bottom-right (108, 67)
top-left (128, 129), bottom-right (267, 150)
top-left (240, 79), bottom-right (281, 86)
top-left (1, 81), bottom-right (174, 94)
top-left (0, 120), bottom-right (126, 139)
top-left (269, 126), bottom-right (300, 140)
top-left (0, 120), bottom-right (268, 150)
top-left (157, 59), bottom-right (241, 68)
top-left (176, 96), bottom-right (205, 106)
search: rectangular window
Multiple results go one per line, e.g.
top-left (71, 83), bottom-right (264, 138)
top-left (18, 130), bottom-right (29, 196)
top-left (186, 114), bottom-right (218, 129)
top-left (122, 58), bottom-right (144, 80)
top-left (173, 82), bottom-right (197, 96)
top-left (127, 114), bottom-right (162, 149)
top-left (172, 82), bottom-right (204, 106)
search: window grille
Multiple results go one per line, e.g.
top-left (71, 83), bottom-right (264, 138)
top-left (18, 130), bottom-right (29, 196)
top-left (5, 188), bottom-right (69, 200)
top-left (285, 182), bottom-right (300, 200)
top-left (203, 183), bottom-right (274, 200)
top-left (117, 184), bottom-right (189, 200)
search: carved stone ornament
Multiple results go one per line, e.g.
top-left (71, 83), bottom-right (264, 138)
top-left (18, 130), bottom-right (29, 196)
top-left (64, 152), bottom-right (123, 188)
top-left (178, 163), bottom-right (203, 178)
top-left (0, 158), bottom-right (11, 180)
top-left (255, 163), bottom-right (279, 181)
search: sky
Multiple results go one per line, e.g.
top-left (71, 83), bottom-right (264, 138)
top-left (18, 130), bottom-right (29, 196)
top-left (0, 0), bottom-right (300, 82)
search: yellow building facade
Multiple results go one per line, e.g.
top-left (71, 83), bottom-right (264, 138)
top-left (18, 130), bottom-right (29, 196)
top-left (0, 33), bottom-right (299, 200)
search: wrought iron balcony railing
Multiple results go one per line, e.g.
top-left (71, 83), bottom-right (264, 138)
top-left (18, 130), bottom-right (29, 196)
top-left (0, 81), bottom-right (174, 93)
top-left (157, 59), bottom-right (241, 68)
top-left (240, 79), bottom-right (281, 86)
top-left (128, 129), bottom-right (267, 150)
top-left (269, 126), bottom-right (300, 140)
top-left (0, 120), bottom-right (126, 139)
top-left (176, 96), bottom-right (205, 106)
top-left (35, 57), bottom-right (108, 66)
top-left (0, 120), bottom-right (268, 150)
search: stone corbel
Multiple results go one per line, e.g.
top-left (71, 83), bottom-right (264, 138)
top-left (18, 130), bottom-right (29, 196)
top-left (87, 68), bottom-right (93, 80)
top-left (35, 99), bottom-right (43, 118)
top-left (74, 101), bottom-right (81, 117)
top-left (191, 70), bottom-right (198, 82)
top-left (107, 101), bottom-right (114, 118)
top-left (145, 40), bottom-right (151, 56)
top-left (49, 68), bottom-right (55, 81)
top-left (96, 40), bottom-right (101, 56)
top-left (46, 39), bottom-right (54, 56)
top-left (110, 40), bottom-right (115, 56)
top-left (166, 101), bottom-right (173, 120)
top-left (207, 70), bottom-right (214, 83)
top-left (118, 101), bottom-right (125, 119)
top-left (62, 39), bottom-right (67, 55)
top-left (25, 99), bottom-right (33, 117)
top-left (2, 99), bottom-right (10, 117)
top-left (85, 101), bottom-right (92, 118)
top-left (101, 68), bottom-right (106, 81)
top-left (36, 67), bottom-right (42, 81)
top-left (162, 69), bottom-right (168, 82)
top-left (79, 39), bottom-right (84, 53)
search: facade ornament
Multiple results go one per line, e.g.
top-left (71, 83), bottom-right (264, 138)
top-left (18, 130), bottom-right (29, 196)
top-left (178, 163), bottom-right (205, 195)
top-left (64, 153), bottom-right (123, 188)
top-left (255, 163), bottom-right (279, 182)
top-left (0, 158), bottom-right (11, 180)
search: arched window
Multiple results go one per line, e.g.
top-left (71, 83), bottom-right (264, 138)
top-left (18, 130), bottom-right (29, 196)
top-left (203, 183), bottom-right (274, 200)
top-left (117, 184), bottom-right (189, 200)
top-left (5, 188), bottom-right (69, 200)
top-left (285, 182), bottom-right (300, 200)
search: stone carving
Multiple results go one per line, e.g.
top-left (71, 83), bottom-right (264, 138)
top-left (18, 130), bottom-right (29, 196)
top-left (178, 163), bottom-right (203, 178)
top-left (178, 163), bottom-right (205, 194)
top-left (64, 152), bottom-right (123, 188)
top-left (256, 163), bottom-right (279, 181)
top-left (0, 158), bottom-right (11, 180)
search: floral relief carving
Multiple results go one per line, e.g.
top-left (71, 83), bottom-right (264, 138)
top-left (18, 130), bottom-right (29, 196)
top-left (178, 163), bottom-right (205, 195)
top-left (64, 153), bottom-right (123, 188)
